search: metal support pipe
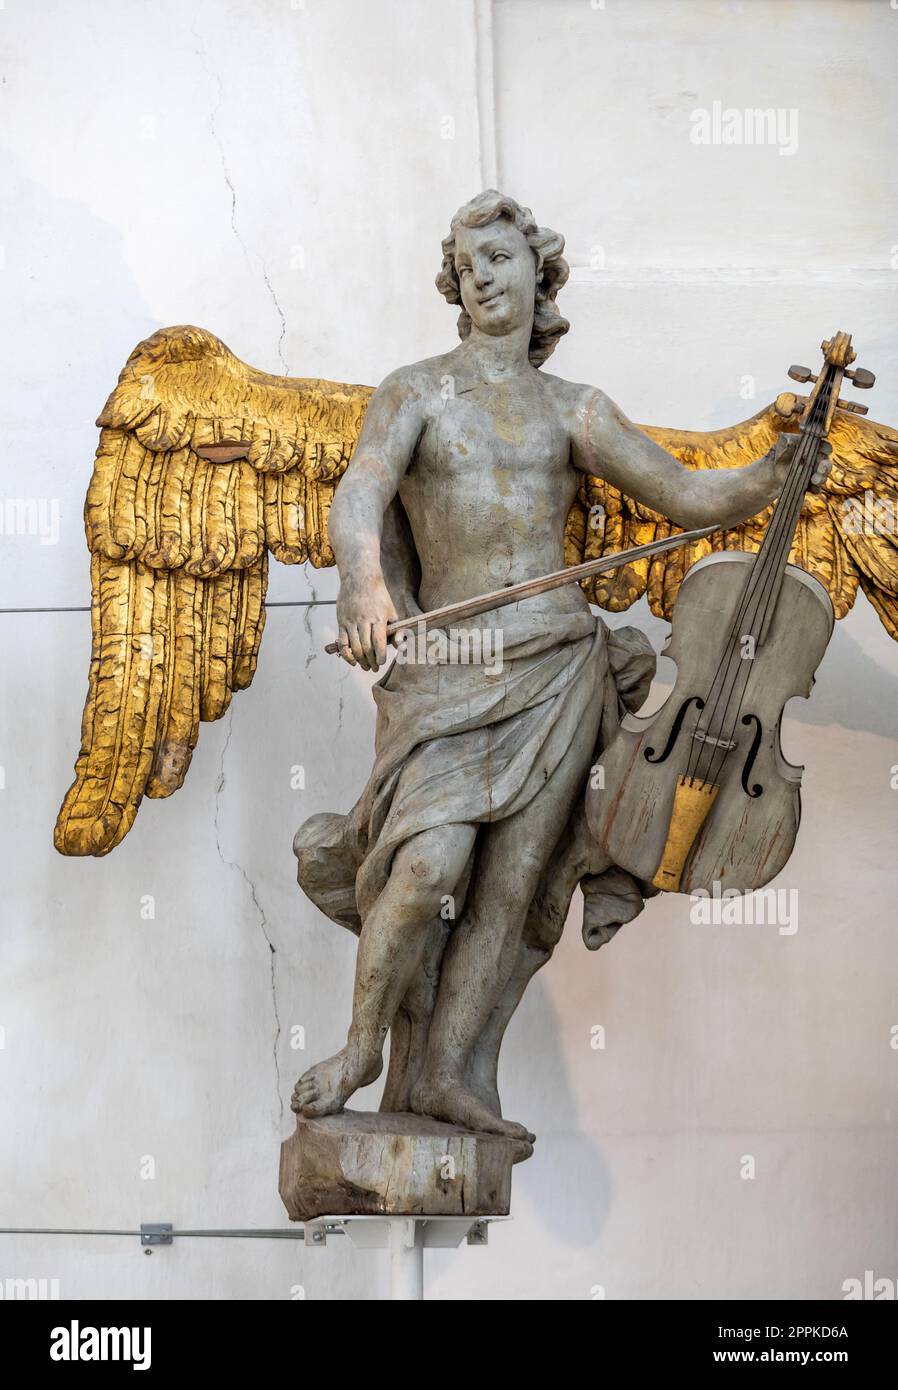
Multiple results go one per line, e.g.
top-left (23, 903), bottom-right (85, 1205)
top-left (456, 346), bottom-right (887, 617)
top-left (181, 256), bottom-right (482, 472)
top-left (388, 1219), bottom-right (424, 1301)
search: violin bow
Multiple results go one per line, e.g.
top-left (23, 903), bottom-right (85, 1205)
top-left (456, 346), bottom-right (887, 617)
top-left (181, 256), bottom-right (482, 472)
top-left (324, 523), bottom-right (720, 655)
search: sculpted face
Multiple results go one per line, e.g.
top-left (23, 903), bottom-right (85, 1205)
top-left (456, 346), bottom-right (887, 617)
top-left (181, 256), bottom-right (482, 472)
top-left (453, 218), bottom-right (537, 339)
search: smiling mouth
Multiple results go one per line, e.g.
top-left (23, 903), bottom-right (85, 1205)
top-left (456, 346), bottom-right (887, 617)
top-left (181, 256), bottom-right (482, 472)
top-left (478, 290), bottom-right (504, 305)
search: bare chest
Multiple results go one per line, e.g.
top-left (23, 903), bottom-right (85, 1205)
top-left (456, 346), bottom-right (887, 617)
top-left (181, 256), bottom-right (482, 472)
top-left (411, 378), bottom-right (570, 486)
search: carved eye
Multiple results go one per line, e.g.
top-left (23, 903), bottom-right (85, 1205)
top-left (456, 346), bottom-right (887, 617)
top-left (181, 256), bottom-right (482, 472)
top-left (491, 252), bottom-right (509, 262)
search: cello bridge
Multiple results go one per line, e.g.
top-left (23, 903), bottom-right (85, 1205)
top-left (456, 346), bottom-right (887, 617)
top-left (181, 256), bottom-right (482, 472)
top-left (693, 729), bottom-right (736, 751)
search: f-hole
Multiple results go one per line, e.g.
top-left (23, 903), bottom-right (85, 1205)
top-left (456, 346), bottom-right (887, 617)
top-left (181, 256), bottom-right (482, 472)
top-left (645, 696), bottom-right (704, 765)
top-left (740, 713), bottom-right (764, 797)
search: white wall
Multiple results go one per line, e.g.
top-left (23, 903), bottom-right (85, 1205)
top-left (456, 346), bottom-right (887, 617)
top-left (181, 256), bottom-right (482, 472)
top-left (2, 0), bottom-right (896, 1300)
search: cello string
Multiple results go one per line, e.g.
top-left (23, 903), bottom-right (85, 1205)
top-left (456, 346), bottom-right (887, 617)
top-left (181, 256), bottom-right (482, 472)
top-left (724, 395), bottom-right (824, 646)
top-left (683, 400), bottom-right (822, 782)
top-left (699, 457), bottom-right (811, 787)
top-left (702, 451), bottom-right (816, 787)
top-left (733, 392), bottom-right (827, 657)
top-left (699, 388), bottom-right (829, 785)
top-left (683, 427), bottom-right (812, 781)
top-left (688, 380), bottom-right (829, 785)
top-left (700, 411), bottom-right (824, 785)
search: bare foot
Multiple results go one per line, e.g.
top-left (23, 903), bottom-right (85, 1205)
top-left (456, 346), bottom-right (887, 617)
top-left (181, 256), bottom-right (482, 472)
top-left (410, 1069), bottom-right (535, 1144)
top-left (291, 1046), bottom-right (382, 1118)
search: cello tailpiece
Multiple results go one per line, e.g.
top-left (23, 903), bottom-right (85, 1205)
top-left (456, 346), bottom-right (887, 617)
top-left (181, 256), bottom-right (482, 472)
top-left (652, 775), bottom-right (720, 892)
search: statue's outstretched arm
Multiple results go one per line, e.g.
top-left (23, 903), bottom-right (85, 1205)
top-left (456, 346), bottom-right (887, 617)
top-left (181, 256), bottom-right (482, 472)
top-left (563, 393), bottom-right (898, 638)
top-left (571, 386), bottom-right (830, 531)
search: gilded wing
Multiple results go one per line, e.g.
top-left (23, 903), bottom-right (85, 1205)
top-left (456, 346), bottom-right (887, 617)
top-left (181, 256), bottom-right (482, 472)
top-left (55, 326), bottom-right (371, 856)
top-left (565, 395), bottom-right (898, 639)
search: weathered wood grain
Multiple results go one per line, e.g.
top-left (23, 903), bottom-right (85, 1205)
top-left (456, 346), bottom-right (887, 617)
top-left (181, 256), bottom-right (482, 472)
top-left (279, 1111), bottom-right (526, 1221)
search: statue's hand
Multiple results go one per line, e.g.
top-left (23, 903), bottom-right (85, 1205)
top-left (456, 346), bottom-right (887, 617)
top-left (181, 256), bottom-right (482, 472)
top-left (769, 433), bottom-right (832, 495)
top-left (336, 574), bottom-right (398, 671)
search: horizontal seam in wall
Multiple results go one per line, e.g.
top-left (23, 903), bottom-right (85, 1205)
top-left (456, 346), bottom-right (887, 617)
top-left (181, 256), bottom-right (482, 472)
top-left (0, 600), bottom-right (337, 615)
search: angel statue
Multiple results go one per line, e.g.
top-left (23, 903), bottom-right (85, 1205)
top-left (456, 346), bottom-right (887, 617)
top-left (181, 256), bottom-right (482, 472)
top-left (56, 191), bottom-right (897, 1152)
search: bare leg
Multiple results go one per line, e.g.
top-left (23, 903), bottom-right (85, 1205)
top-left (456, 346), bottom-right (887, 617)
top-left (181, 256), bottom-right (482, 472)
top-left (379, 915), bottom-right (450, 1112)
top-left (465, 941), bottom-right (551, 1116)
top-left (466, 803), bottom-right (613, 1112)
top-left (379, 841), bottom-right (475, 1111)
top-left (411, 693), bottom-right (603, 1139)
top-left (292, 822), bottom-right (476, 1117)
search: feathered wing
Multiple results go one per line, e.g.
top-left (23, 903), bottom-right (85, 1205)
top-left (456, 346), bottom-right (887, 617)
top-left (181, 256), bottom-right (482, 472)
top-left (55, 326), bottom-right (371, 855)
top-left (565, 396), bottom-right (898, 637)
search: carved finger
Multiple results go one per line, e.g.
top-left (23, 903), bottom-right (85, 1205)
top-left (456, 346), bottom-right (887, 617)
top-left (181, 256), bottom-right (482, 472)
top-left (358, 620), bottom-right (377, 670)
top-left (346, 623), bottom-right (368, 668)
top-left (810, 442), bottom-right (833, 493)
top-left (373, 618), bottom-right (389, 668)
top-left (337, 627), bottom-right (357, 666)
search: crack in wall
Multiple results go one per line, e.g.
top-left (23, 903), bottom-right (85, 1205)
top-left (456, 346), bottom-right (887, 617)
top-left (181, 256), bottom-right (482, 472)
top-left (193, 30), bottom-right (290, 374)
top-left (213, 708), bottom-right (285, 1128)
top-left (303, 574), bottom-right (318, 669)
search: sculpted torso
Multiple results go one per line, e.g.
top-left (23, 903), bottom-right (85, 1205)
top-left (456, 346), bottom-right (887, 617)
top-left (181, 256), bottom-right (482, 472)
top-left (398, 352), bottom-right (586, 617)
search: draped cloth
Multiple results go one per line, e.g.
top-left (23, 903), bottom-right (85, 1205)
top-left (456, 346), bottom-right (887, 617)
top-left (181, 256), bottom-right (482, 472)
top-left (294, 607), bottom-right (657, 947)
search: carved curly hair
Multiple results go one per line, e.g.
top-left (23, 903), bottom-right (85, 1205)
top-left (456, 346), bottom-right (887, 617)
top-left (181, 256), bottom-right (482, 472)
top-left (435, 190), bottom-right (570, 367)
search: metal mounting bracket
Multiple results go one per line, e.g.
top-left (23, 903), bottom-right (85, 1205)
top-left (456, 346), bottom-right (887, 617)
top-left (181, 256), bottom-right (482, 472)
top-left (140, 1223), bottom-right (173, 1247)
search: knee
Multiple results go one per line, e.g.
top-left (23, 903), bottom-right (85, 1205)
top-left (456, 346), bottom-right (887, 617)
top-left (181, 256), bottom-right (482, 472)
top-left (404, 847), bottom-right (455, 896)
top-left (393, 833), bottom-right (462, 904)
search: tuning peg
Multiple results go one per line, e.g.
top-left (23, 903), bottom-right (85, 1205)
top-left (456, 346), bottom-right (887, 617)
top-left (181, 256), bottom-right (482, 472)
top-left (845, 367), bottom-right (875, 389)
top-left (788, 365), bottom-right (816, 384)
top-left (836, 399), bottom-right (869, 415)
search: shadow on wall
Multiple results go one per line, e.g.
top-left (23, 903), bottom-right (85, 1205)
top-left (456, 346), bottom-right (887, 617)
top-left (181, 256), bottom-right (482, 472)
top-left (499, 966), bottom-right (613, 1247)
top-left (0, 148), bottom-right (158, 602)
top-left (0, 144), bottom-right (158, 431)
top-left (790, 608), bottom-right (898, 742)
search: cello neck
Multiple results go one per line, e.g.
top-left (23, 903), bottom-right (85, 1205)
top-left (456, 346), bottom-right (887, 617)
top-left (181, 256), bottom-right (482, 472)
top-left (735, 333), bottom-right (857, 645)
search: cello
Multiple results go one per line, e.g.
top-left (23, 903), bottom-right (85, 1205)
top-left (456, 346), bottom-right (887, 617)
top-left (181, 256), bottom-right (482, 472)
top-left (589, 332), bottom-right (876, 895)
